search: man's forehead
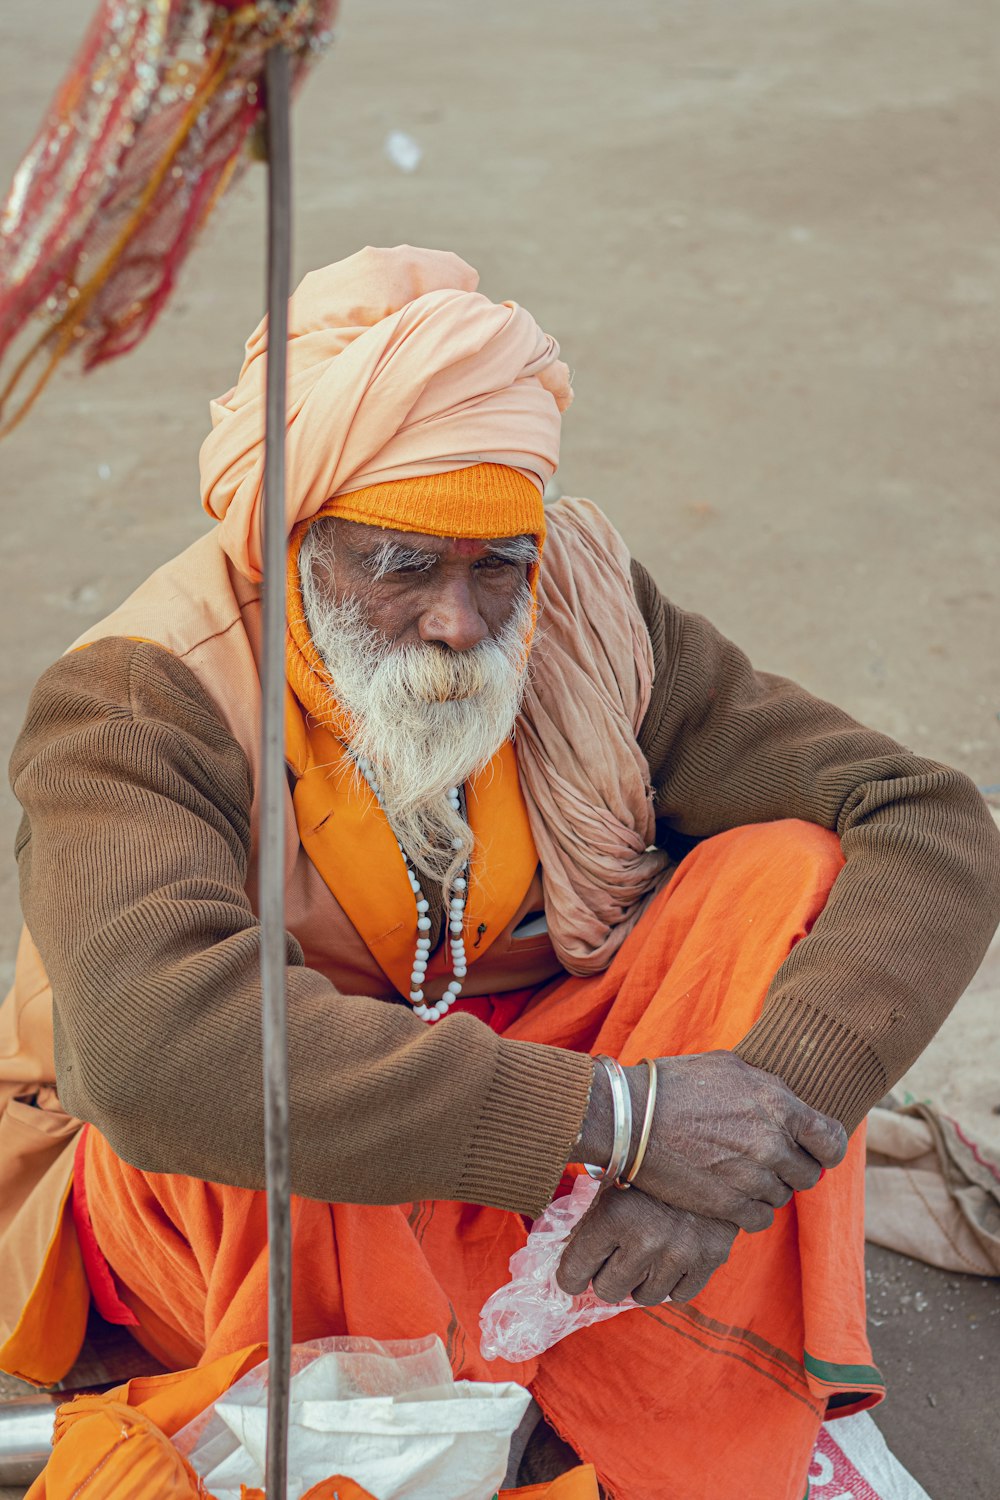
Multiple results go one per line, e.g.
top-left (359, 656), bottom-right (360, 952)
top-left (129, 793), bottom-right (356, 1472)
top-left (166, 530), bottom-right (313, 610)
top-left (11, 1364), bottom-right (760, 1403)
top-left (331, 518), bottom-right (531, 556)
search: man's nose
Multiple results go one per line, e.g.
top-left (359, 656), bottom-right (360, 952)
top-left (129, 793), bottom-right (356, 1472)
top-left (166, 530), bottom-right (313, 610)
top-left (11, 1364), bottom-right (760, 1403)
top-left (418, 579), bottom-right (489, 652)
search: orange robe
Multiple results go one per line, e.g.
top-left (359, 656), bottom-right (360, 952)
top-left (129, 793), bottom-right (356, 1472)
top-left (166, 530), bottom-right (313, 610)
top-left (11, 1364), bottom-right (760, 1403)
top-left (82, 820), bottom-right (882, 1500)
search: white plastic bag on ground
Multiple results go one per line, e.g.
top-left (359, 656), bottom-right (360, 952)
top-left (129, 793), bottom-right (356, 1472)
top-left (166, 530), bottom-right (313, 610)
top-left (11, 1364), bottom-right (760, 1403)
top-left (812, 1413), bottom-right (932, 1500)
top-left (173, 1333), bottom-right (532, 1500)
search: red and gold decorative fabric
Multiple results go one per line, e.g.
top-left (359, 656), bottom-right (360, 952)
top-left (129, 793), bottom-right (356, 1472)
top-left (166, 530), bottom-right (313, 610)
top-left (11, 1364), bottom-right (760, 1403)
top-left (0, 0), bottom-right (337, 435)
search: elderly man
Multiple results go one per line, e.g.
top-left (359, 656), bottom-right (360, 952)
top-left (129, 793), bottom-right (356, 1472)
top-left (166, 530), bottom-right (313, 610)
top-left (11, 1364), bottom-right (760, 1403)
top-left (1, 246), bottom-right (998, 1500)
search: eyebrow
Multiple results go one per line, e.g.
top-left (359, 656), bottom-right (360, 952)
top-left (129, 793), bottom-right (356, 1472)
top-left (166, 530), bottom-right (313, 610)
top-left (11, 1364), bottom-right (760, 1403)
top-left (486, 536), bottom-right (540, 567)
top-left (359, 534), bottom-right (540, 580)
top-left (361, 540), bottom-right (439, 579)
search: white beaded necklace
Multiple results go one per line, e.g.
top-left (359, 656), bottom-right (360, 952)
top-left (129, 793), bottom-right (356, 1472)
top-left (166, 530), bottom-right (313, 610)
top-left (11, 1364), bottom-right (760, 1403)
top-left (352, 754), bottom-right (469, 1023)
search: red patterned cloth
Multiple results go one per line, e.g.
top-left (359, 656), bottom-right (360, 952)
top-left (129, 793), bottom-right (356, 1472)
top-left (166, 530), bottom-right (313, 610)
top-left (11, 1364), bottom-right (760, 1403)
top-left (0, 0), bottom-right (337, 434)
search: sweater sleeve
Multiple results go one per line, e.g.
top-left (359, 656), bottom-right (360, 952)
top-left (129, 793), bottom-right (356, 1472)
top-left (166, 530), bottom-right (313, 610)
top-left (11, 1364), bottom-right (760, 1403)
top-left (10, 638), bottom-right (593, 1217)
top-left (630, 561), bottom-right (1000, 1132)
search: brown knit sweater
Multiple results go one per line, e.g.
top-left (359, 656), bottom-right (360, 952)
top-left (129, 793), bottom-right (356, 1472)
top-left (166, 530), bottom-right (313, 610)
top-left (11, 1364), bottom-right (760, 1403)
top-left (10, 562), bottom-right (1000, 1217)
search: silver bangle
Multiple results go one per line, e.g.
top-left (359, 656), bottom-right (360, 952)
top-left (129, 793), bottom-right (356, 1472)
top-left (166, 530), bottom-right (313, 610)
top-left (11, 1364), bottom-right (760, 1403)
top-left (623, 1057), bottom-right (658, 1187)
top-left (584, 1055), bottom-right (633, 1187)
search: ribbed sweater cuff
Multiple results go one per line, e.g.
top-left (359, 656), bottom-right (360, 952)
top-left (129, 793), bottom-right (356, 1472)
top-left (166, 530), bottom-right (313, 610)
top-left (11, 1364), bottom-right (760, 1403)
top-left (457, 1039), bottom-right (595, 1218)
top-left (733, 1002), bottom-right (887, 1136)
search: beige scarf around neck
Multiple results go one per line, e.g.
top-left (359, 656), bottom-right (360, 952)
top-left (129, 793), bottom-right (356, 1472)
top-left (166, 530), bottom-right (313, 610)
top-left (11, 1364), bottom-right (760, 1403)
top-left (518, 496), bottom-right (671, 975)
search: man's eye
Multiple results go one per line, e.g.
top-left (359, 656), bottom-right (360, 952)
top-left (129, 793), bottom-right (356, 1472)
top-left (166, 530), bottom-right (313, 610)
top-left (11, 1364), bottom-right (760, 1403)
top-left (477, 556), bottom-right (514, 571)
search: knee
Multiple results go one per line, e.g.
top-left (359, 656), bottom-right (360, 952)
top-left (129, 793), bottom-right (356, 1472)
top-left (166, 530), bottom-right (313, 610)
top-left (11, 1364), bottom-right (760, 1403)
top-left (710, 819), bottom-right (843, 885)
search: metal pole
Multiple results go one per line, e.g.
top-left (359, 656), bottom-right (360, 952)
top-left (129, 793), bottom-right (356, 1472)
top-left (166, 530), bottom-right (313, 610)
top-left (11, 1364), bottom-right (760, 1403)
top-left (261, 40), bottom-right (293, 1500)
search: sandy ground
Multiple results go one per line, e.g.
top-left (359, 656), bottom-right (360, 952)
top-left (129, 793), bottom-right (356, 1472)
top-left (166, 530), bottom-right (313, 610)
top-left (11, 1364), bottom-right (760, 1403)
top-left (0, 1), bottom-right (998, 1495)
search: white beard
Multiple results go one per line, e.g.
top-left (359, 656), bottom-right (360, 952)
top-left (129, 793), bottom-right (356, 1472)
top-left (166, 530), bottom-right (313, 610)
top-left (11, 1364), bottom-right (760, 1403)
top-left (299, 528), bottom-right (533, 892)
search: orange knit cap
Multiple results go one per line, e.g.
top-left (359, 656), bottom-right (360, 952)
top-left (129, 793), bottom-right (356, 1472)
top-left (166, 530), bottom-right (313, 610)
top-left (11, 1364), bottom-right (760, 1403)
top-left (306, 462), bottom-right (545, 546)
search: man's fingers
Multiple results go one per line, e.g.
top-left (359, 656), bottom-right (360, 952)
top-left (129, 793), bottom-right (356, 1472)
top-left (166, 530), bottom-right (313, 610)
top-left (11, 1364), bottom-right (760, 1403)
top-left (556, 1204), bottom-right (615, 1296)
top-left (557, 1234), bottom-right (609, 1296)
top-left (669, 1222), bottom-right (738, 1303)
top-left (719, 1157), bottom-right (795, 1210)
top-left (631, 1261), bottom-right (682, 1307)
top-left (556, 1258), bottom-right (593, 1297)
top-left (559, 1189), bottom-right (739, 1308)
top-left (634, 1219), bottom-right (738, 1306)
top-left (592, 1248), bottom-right (647, 1305)
top-left (791, 1106), bottom-right (849, 1169)
top-left (669, 1264), bottom-right (716, 1304)
top-left (729, 1197), bottom-right (775, 1234)
top-left (771, 1144), bottom-right (824, 1193)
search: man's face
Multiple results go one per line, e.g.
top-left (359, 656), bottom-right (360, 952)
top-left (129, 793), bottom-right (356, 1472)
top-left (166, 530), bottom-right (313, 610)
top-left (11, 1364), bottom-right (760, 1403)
top-left (311, 517), bottom-right (536, 654)
top-left (299, 514), bottom-right (537, 883)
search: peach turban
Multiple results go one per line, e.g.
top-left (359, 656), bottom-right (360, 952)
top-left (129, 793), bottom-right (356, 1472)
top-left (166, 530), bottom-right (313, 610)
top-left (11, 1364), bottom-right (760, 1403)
top-left (199, 245), bottom-right (572, 581)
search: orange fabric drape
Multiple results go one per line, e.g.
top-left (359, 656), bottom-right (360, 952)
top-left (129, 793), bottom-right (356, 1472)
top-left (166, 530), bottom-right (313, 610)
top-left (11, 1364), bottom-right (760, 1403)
top-left (81, 820), bottom-right (882, 1500)
top-left (25, 1342), bottom-right (267, 1499)
top-left (25, 1341), bottom-right (601, 1498)
top-left (243, 1471), bottom-right (600, 1499)
top-left (0, 1165), bottom-right (89, 1386)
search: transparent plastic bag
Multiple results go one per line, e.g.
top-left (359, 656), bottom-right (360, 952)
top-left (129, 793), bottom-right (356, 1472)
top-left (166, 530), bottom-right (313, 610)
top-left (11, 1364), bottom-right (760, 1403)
top-left (480, 1174), bottom-right (662, 1362)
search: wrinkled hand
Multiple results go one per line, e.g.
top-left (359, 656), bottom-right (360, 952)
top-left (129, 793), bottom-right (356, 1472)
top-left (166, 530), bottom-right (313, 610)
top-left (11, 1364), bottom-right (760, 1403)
top-left (576, 1050), bottom-right (847, 1234)
top-left (557, 1183), bottom-right (738, 1306)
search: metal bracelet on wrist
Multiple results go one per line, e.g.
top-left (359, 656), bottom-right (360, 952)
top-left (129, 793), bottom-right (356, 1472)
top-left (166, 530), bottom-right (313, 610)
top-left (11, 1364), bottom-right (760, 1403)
top-left (623, 1056), bottom-right (658, 1187)
top-left (584, 1054), bottom-right (633, 1187)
